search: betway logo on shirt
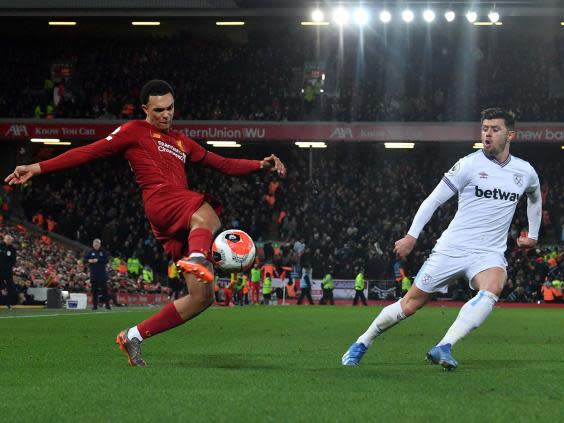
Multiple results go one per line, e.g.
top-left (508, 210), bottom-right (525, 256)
top-left (157, 140), bottom-right (186, 163)
top-left (475, 186), bottom-right (520, 202)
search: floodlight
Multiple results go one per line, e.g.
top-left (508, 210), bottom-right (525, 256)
top-left (466, 11), bottom-right (478, 23)
top-left (488, 11), bottom-right (500, 23)
top-left (312, 9), bottom-right (324, 22)
top-left (333, 8), bottom-right (349, 26)
top-left (423, 9), bottom-right (435, 23)
top-left (402, 9), bottom-right (414, 23)
top-left (353, 8), bottom-right (369, 26)
top-left (379, 10), bottom-right (392, 23)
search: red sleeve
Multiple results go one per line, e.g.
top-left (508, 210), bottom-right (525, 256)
top-left (181, 135), bottom-right (261, 176)
top-left (39, 124), bottom-right (135, 174)
top-left (202, 151), bottom-right (261, 175)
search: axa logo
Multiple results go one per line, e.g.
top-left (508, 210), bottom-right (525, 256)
top-left (475, 186), bottom-right (520, 202)
top-left (5, 124), bottom-right (29, 137)
top-left (329, 127), bottom-right (353, 139)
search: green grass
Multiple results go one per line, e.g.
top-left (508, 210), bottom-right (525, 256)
top-left (1, 305), bottom-right (563, 422)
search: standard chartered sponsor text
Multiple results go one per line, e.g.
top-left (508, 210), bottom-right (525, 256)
top-left (157, 140), bottom-right (186, 162)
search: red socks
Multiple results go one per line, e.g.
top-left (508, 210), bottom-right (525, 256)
top-left (188, 228), bottom-right (213, 257)
top-left (137, 303), bottom-right (184, 339)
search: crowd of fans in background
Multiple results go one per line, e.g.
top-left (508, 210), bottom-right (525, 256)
top-left (1, 22), bottom-right (564, 306)
top-left (1, 144), bottom-right (562, 306)
top-left (2, 25), bottom-right (564, 122)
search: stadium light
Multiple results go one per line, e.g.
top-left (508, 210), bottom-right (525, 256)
top-left (295, 142), bottom-right (327, 148)
top-left (311, 9), bottom-right (324, 22)
top-left (301, 21), bottom-right (330, 26)
top-left (384, 142), bottom-right (415, 149)
top-left (131, 21), bottom-right (160, 26)
top-left (215, 21), bottom-right (245, 26)
top-left (48, 21), bottom-right (77, 26)
top-left (444, 10), bottom-right (456, 22)
top-left (474, 21), bottom-right (503, 26)
top-left (488, 11), bottom-right (500, 23)
top-left (44, 141), bottom-right (71, 145)
top-left (473, 143), bottom-right (484, 149)
top-left (332, 8), bottom-right (349, 26)
top-left (423, 9), bottom-right (436, 23)
top-left (353, 8), bottom-right (370, 26)
top-left (31, 138), bottom-right (61, 143)
top-left (465, 11), bottom-right (478, 23)
top-left (206, 141), bottom-right (241, 147)
top-left (401, 9), bottom-right (414, 23)
top-left (379, 10), bottom-right (392, 23)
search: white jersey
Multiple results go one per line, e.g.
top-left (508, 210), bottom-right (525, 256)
top-left (435, 150), bottom-right (539, 256)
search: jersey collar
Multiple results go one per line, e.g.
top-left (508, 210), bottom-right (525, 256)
top-left (481, 149), bottom-right (511, 168)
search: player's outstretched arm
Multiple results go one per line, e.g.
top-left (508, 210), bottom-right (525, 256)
top-left (517, 183), bottom-right (542, 249)
top-left (397, 180), bottom-right (455, 257)
top-left (4, 163), bottom-right (41, 185)
top-left (260, 154), bottom-right (287, 178)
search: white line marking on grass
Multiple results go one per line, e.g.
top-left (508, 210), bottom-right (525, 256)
top-left (0, 309), bottom-right (145, 319)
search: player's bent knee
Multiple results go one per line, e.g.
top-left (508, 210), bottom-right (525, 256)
top-left (191, 204), bottom-right (221, 233)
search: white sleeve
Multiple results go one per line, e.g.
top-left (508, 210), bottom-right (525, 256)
top-left (407, 180), bottom-right (456, 239)
top-left (525, 170), bottom-right (542, 240)
top-left (442, 156), bottom-right (472, 192)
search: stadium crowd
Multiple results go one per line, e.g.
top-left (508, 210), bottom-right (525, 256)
top-left (1, 21), bottom-right (564, 306)
top-left (2, 25), bottom-right (564, 122)
top-left (1, 143), bottom-right (562, 306)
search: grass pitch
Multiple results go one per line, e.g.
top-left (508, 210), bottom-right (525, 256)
top-left (1, 305), bottom-right (563, 423)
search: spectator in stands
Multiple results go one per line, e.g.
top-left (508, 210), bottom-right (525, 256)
top-left (85, 238), bottom-right (111, 310)
top-left (0, 234), bottom-right (17, 309)
top-left (297, 267), bottom-right (313, 305)
top-left (262, 272), bottom-right (272, 305)
top-left (319, 271), bottom-right (334, 305)
top-left (249, 263), bottom-right (262, 305)
top-left (167, 259), bottom-right (182, 300)
top-left (353, 270), bottom-right (367, 306)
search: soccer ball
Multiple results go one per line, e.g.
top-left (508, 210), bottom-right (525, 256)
top-left (212, 229), bottom-right (256, 272)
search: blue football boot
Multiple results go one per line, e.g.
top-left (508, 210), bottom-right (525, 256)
top-left (341, 342), bottom-right (368, 366)
top-left (426, 343), bottom-right (458, 370)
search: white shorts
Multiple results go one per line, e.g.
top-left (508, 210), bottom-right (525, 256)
top-left (414, 250), bottom-right (507, 294)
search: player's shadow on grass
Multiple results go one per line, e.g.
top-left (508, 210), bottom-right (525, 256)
top-left (167, 353), bottom-right (281, 370)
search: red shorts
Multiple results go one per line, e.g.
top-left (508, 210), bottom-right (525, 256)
top-left (144, 186), bottom-right (221, 261)
top-left (250, 282), bottom-right (261, 291)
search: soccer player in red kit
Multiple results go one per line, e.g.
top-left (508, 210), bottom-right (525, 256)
top-left (5, 80), bottom-right (286, 366)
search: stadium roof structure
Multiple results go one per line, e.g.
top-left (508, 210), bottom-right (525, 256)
top-left (1, 0), bottom-right (564, 17)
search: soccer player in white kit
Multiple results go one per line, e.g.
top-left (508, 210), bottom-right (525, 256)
top-left (342, 108), bottom-right (542, 370)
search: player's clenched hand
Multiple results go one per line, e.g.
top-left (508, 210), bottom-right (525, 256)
top-left (393, 235), bottom-right (417, 259)
top-left (517, 236), bottom-right (537, 249)
top-left (260, 154), bottom-right (286, 177)
top-left (4, 163), bottom-right (41, 185)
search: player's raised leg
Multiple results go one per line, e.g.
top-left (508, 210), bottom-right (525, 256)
top-left (117, 203), bottom-right (220, 366)
top-left (427, 267), bottom-right (505, 370)
top-left (176, 202), bottom-right (220, 282)
top-left (342, 285), bottom-right (431, 366)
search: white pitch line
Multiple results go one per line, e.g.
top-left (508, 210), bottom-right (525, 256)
top-left (0, 309), bottom-right (144, 319)
top-left (0, 306), bottom-right (224, 319)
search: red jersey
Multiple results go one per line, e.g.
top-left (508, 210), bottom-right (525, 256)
top-left (39, 120), bottom-right (260, 199)
top-left (38, 120), bottom-right (262, 259)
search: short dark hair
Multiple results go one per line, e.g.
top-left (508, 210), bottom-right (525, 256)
top-left (140, 80), bottom-right (174, 105)
top-left (480, 107), bottom-right (516, 131)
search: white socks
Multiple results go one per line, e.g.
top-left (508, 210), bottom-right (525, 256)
top-left (127, 326), bottom-right (143, 342)
top-left (357, 300), bottom-right (406, 347)
top-left (437, 290), bottom-right (498, 347)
